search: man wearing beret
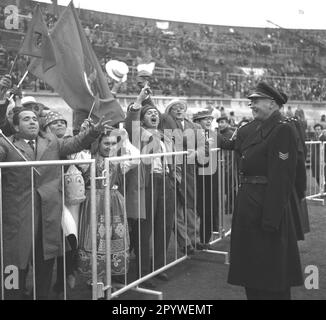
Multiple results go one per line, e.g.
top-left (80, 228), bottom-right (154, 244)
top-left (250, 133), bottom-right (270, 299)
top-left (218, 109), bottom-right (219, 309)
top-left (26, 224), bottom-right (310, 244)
top-left (0, 108), bottom-right (109, 299)
top-left (225, 82), bottom-right (303, 299)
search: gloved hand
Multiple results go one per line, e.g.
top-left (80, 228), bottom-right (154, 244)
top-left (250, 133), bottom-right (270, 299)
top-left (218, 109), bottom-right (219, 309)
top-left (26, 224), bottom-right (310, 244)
top-left (0, 74), bottom-right (12, 90)
top-left (9, 84), bottom-right (22, 99)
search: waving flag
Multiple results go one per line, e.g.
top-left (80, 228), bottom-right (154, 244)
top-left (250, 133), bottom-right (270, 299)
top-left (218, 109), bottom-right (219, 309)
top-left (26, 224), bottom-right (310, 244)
top-left (27, 1), bottom-right (125, 128)
top-left (19, 4), bottom-right (55, 72)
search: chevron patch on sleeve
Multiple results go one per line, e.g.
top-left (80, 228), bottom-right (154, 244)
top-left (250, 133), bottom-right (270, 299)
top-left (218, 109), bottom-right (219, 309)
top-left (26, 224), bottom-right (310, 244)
top-left (279, 152), bottom-right (289, 160)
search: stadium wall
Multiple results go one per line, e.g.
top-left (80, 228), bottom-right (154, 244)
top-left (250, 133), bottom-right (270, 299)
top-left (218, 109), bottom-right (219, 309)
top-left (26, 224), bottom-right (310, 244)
top-left (28, 91), bottom-right (325, 135)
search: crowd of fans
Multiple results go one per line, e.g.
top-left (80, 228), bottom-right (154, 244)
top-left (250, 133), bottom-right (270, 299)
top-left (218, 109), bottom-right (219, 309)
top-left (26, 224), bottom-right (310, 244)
top-left (0, 71), bottom-right (243, 299)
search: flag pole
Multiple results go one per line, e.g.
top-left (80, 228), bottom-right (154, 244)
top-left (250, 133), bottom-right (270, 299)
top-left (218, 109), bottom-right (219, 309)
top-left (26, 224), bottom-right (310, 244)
top-left (87, 99), bottom-right (96, 120)
top-left (0, 129), bottom-right (41, 176)
top-left (8, 55), bottom-right (18, 75)
top-left (8, 70), bottom-right (29, 101)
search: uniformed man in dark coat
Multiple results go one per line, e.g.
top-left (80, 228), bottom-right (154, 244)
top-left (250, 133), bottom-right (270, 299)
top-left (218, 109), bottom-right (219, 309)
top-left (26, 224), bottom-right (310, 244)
top-left (226, 82), bottom-right (303, 300)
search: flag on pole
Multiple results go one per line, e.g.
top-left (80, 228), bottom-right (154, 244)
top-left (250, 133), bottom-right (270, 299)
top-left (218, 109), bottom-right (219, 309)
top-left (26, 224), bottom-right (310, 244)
top-left (19, 4), bottom-right (56, 72)
top-left (27, 1), bottom-right (125, 128)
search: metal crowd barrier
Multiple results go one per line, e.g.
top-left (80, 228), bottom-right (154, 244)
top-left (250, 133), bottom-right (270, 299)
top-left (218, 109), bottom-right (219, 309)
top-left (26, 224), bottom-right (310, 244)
top-left (194, 148), bottom-right (235, 256)
top-left (96, 151), bottom-right (188, 300)
top-left (0, 148), bottom-right (236, 300)
top-left (92, 148), bottom-right (235, 300)
top-left (305, 141), bottom-right (326, 202)
top-left (0, 159), bottom-right (96, 300)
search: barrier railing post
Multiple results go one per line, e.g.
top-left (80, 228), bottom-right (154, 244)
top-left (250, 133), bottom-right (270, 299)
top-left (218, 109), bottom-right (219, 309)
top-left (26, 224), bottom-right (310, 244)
top-left (137, 161), bottom-right (142, 279)
top-left (305, 141), bottom-right (325, 202)
top-left (174, 155), bottom-right (178, 261)
top-left (31, 167), bottom-right (36, 300)
top-left (220, 150), bottom-right (226, 238)
top-left (0, 168), bottom-right (3, 300)
top-left (184, 154), bottom-right (188, 255)
top-left (61, 166), bottom-right (67, 300)
top-left (193, 159), bottom-right (198, 250)
top-left (320, 142), bottom-right (325, 195)
top-left (90, 160), bottom-right (98, 300)
top-left (151, 157), bottom-right (155, 273)
top-left (123, 159), bottom-right (128, 287)
top-left (104, 158), bottom-right (112, 300)
top-left (163, 156), bottom-right (167, 267)
top-left (210, 149), bottom-right (214, 245)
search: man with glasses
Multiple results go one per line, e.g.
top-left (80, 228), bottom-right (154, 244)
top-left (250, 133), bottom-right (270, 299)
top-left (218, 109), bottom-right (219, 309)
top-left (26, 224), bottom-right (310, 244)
top-left (160, 99), bottom-right (206, 254)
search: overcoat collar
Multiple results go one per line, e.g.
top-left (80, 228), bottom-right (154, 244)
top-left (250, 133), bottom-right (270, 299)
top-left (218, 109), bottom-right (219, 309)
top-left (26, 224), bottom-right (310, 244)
top-left (241, 110), bottom-right (282, 151)
top-left (260, 110), bottom-right (282, 139)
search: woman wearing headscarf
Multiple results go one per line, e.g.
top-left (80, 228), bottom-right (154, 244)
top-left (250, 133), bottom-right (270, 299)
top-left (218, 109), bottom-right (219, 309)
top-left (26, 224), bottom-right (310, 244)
top-left (77, 126), bottom-right (139, 287)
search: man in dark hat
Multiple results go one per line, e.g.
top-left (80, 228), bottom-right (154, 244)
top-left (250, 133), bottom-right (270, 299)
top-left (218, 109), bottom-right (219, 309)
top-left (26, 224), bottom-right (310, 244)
top-left (193, 110), bottom-right (220, 248)
top-left (215, 115), bottom-right (236, 214)
top-left (216, 116), bottom-right (235, 140)
top-left (224, 82), bottom-right (303, 300)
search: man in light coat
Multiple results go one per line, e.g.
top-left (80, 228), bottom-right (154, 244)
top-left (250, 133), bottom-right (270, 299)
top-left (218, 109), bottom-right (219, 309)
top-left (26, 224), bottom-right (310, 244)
top-left (0, 108), bottom-right (107, 299)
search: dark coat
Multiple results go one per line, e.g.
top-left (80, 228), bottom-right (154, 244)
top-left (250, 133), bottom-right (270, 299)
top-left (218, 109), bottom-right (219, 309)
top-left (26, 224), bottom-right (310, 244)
top-left (222, 117), bottom-right (309, 241)
top-left (284, 117), bottom-right (310, 239)
top-left (227, 111), bottom-right (303, 291)
top-left (220, 119), bottom-right (260, 154)
top-left (0, 99), bottom-right (14, 137)
top-left (196, 129), bottom-right (221, 242)
top-left (159, 113), bottom-right (205, 210)
top-left (124, 108), bottom-right (177, 219)
top-left (217, 126), bottom-right (235, 140)
top-left (0, 130), bottom-right (97, 269)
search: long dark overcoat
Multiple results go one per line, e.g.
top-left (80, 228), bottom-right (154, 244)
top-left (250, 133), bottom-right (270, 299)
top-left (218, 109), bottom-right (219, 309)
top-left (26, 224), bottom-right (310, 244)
top-left (0, 130), bottom-right (96, 269)
top-left (227, 111), bottom-right (303, 291)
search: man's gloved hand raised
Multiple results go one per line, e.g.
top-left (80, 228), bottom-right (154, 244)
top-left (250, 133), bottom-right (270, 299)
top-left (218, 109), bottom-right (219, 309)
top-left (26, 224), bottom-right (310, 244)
top-left (0, 74), bottom-right (12, 90)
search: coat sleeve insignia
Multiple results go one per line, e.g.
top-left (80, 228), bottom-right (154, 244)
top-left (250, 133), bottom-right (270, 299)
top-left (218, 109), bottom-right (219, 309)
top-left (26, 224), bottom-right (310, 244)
top-left (279, 152), bottom-right (289, 160)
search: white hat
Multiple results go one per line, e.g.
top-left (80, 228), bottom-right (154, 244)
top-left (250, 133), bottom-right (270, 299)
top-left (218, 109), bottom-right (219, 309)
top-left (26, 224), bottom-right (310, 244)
top-left (105, 60), bottom-right (129, 83)
top-left (137, 62), bottom-right (155, 77)
top-left (165, 99), bottom-right (187, 114)
top-left (21, 96), bottom-right (37, 105)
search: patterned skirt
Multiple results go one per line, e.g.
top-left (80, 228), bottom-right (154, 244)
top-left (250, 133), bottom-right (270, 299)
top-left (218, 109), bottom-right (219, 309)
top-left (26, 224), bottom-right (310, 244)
top-left (78, 188), bottom-right (129, 283)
